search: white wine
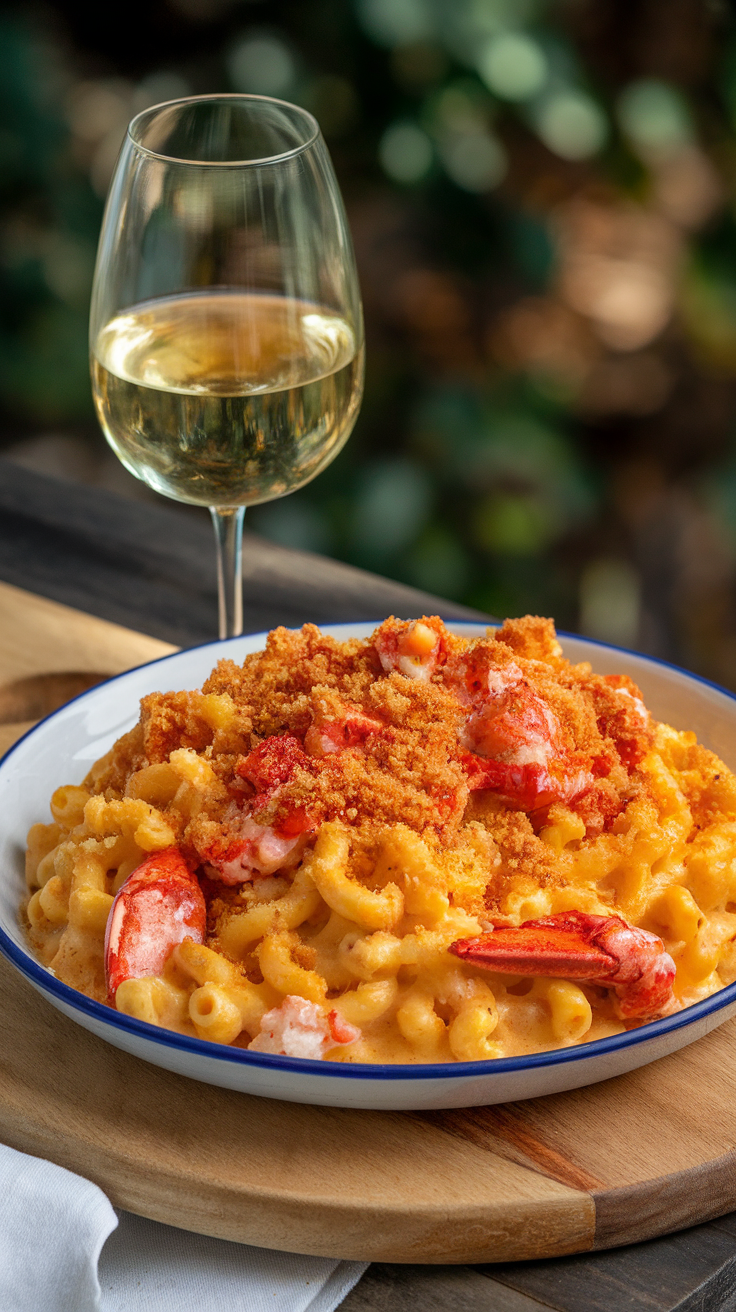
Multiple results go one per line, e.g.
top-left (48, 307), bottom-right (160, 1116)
top-left (91, 292), bottom-right (364, 507)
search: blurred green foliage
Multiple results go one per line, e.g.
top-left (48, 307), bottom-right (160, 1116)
top-left (0, 16), bottom-right (100, 422)
top-left (5, 0), bottom-right (736, 683)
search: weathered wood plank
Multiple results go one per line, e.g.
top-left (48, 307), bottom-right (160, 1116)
top-left (0, 580), bottom-right (172, 682)
top-left (0, 460), bottom-right (482, 645)
top-left (340, 1264), bottom-right (550, 1311)
top-left (485, 1216), bottom-right (736, 1311)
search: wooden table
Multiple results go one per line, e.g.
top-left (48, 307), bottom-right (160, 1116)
top-left (1, 456), bottom-right (736, 1312)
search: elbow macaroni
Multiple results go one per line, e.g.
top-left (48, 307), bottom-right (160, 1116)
top-left (22, 616), bottom-right (736, 1064)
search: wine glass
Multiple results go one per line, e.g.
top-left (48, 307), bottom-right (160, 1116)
top-left (89, 94), bottom-right (364, 638)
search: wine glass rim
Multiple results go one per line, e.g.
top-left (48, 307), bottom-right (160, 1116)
top-left (127, 92), bottom-right (321, 168)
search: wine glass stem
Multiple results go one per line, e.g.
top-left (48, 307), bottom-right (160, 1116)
top-left (210, 506), bottom-right (245, 639)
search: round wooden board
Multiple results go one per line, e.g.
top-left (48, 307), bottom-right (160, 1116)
top-left (1, 954), bottom-right (735, 1265)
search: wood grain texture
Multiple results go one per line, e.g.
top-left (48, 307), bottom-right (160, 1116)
top-left (343, 1212), bottom-right (736, 1310)
top-left (0, 459), bottom-right (482, 647)
top-left (0, 579), bottom-right (173, 758)
top-left (487, 1214), bottom-right (736, 1311)
top-left (0, 579), bottom-right (173, 681)
top-left (422, 1106), bottom-right (605, 1193)
top-left (340, 1264), bottom-right (549, 1311)
top-left (345, 1243), bottom-right (736, 1312)
top-left (436, 1025), bottom-right (736, 1252)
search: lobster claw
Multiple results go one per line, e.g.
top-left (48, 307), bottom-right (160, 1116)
top-left (449, 921), bottom-right (616, 979)
top-left (105, 847), bottom-right (206, 1003)
top-left (450, 910), bottom-right (678, 1021)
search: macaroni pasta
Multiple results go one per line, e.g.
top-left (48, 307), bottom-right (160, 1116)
top-left (23, 615), bottom-right (736, 1063)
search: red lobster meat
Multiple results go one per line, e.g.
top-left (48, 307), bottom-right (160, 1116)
top-left (304, 698), bottom-right (386, 757)
top-left (450, 910), bottom-right (678, 1020)
top-left (238, 734), bottom-right (316, 794)
top-left (446, 652), bottom-right (593, 810)
top-left (105, 847), bottom-right (206, 1003)
top-left (204, 736), bottom-right (319, 883)
top-left (203, 707), bottom-right (388, 884)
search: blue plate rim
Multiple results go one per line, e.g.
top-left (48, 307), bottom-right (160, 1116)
top-left (2, 619), bottom-right (736, 1084)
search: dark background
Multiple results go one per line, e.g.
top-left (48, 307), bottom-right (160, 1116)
top-left (4, 0), bottom-right (736, 681)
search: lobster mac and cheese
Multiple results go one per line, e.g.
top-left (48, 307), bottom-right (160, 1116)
top-left (22, 616), bottom-right (736, 1064)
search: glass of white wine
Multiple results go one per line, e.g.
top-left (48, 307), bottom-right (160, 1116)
top-left (89, 94), bottom-right (364, 637)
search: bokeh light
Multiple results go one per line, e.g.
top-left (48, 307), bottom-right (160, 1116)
top-left (134, 73), bottom-right (191, 111)
top-left (535, 90), bottom-right (608, 160)
top-left (617, 80), bottom-right (692, 159)
top-left (439, 129), bottom-right (506, 192)
top-left (378, 122), bottom-right (433, 183)
top-left (227, 35), bottom-right (295, 97)
top-left (351, 458), bottom-right (433, 558)
top-left (478, 32), bottom-right (547, 101)
top-left (356, 0), bottom-right (433, 48)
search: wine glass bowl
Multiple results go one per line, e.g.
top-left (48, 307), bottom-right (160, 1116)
top-left (89, 94), bottom-right (364, 634)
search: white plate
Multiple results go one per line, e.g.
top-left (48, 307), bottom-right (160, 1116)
top-left (1, 622), bottom-right (735, 1111)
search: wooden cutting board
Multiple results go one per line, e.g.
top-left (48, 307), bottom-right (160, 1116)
top-left (1, 580), bottom-right (736, 1265)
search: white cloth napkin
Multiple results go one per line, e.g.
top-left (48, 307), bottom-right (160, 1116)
top-left (0, 1144), bottom-right (367, 1312)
